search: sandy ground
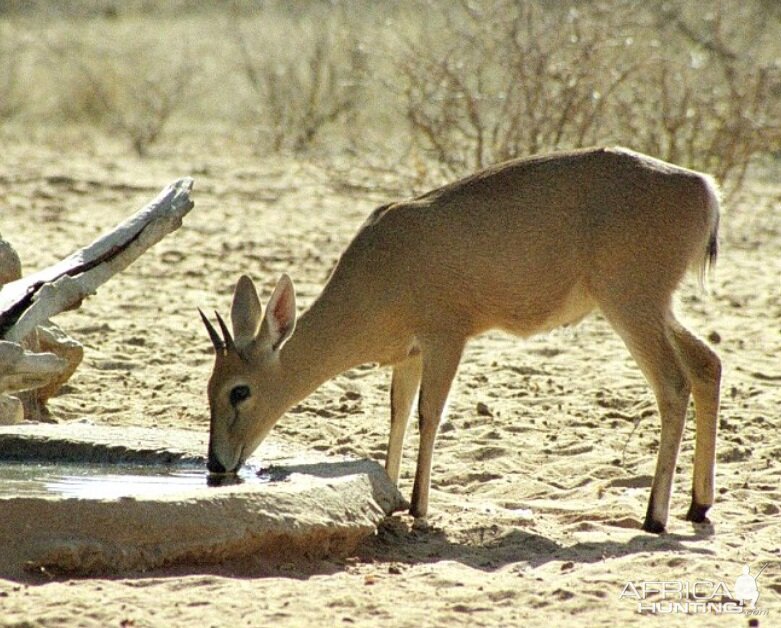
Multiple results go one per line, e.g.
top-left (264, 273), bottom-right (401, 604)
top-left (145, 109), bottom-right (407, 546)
top-left (0, 135), bottom-right (779, 626)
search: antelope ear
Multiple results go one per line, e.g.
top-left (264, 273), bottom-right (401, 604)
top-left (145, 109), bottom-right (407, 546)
top-left (231, 274), bottom-right (263, 349)
top-left (260, 274), bottom-right (297, 352)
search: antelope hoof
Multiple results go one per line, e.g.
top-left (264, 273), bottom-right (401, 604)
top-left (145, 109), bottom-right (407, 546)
top-left (641, 517), bottom-right (666, 534)
top-left (206, 472), bottom-right (242, 487)
top-left (685, 501), bottom-right (711, 523)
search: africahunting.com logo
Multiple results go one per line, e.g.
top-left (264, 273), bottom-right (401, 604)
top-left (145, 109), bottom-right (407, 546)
top-left (619, 563), bottom-right (769, 616)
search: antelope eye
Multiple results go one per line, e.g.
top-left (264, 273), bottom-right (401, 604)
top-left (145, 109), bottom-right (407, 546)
top-left (229, 385), bottom-right (251, 407)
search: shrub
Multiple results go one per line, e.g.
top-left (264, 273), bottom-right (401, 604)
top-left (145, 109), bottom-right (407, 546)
top-left (393, 0), bottom-right (781, 196)
top-left (0, 26), bottom-right (25, 121)
top-left (231, 7), bottom-right (366, 154)
top-left (44, 30), bottom-right (197, 156)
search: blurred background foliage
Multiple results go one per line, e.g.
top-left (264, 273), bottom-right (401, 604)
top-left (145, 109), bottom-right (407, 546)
top-left (1, 0), bottom-right (779, 195)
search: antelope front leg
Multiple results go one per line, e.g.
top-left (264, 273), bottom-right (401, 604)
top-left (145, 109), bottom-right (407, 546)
top-left (410, 336), bottom-right (464, 520)
top-left (386, 355), bottom-right (422, 485)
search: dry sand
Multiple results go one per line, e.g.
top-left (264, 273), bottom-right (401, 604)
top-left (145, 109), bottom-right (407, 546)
top-left (0, 136), bottom-right (779, 626)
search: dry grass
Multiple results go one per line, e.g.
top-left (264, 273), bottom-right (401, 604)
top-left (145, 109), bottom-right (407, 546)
top-left (230, 7), bottom-right (366, 153)
top-left (1, 0), bottom-right (779, 192)
top-left (392, 1), bottom-right (781, 196)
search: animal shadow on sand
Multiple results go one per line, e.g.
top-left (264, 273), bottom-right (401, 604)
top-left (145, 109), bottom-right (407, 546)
top-left (355, 514), bottom-right (716, 573)
top-left (267, 460), bottom-right (716, 574)
top-left (201, 460), bottom-right (717, 579)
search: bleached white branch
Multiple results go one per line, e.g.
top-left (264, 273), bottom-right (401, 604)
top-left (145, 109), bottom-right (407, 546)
top-left (0, 177), bottom-right (194, 344)
top-left (0, 340), bottom-right (67, 394)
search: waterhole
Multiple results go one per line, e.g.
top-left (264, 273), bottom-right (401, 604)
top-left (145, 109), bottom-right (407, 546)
top-left (0, 425), bottom-right (403, 576)
top-left (0, 462), bottom-right (271, 499)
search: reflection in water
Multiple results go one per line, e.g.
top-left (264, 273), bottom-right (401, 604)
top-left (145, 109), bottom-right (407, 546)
top-left (0, 462), bottom-right (270, 499)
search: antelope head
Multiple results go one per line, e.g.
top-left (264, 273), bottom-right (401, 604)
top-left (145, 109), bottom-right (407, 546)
top-left (200, 273), bottom-right (297, 474)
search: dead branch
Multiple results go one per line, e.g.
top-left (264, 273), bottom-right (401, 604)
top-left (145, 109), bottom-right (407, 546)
top-left (0, 341), bottom-right (67, 395)
top-left (0, 177), bottom-right (194, 345)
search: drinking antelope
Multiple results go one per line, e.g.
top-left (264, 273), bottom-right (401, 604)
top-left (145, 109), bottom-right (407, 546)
top-left (200, 146), bottom-right (721, 533)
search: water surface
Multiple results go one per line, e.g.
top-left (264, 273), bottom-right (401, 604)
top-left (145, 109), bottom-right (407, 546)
top-left (0, 462), bottom-right (269, 499)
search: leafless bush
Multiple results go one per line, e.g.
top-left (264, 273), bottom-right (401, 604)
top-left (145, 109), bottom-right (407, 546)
top-left (44, 35), bottom-right (196, 156)
top-left (2, 0), bottom-right (778, 186)
top-left (613, 60), bottom-right (781, 195)
top-left (635, 3), bottom-right (781, 194)
top-left (232, 15), bottom-right (365, 154)
top-left (394, 1), bottom-right (781, 196)
top-left (395, 3), bottom-right (637, 173)
top-left (119, 69), bottom-right (196, 157)
top-left (0, 29), bottom-right (25, 121)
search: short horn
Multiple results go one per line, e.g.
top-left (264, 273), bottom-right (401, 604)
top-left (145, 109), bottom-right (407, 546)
top-left (215, 311), bottom-right (237, 353)
top-left (198, 308), bottom-right (224, 353)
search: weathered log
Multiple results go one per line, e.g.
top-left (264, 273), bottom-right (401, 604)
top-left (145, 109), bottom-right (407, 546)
top-left (0, 394), bottom-right (23, 425)
top-left (0, 236), bottom-right (22, 287)
top-left (0, 340), bottom-right (67, 395)
top-left (0, 237), bottom-right (34, 422)
top-left (0, 178), bottom-right (194, 407)
top-left (1, 236), bottom-right (85, 417)
top-left (34, 322), bottom-right (84, 402)
top-left (0, 177), bottom-right (194, 343)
